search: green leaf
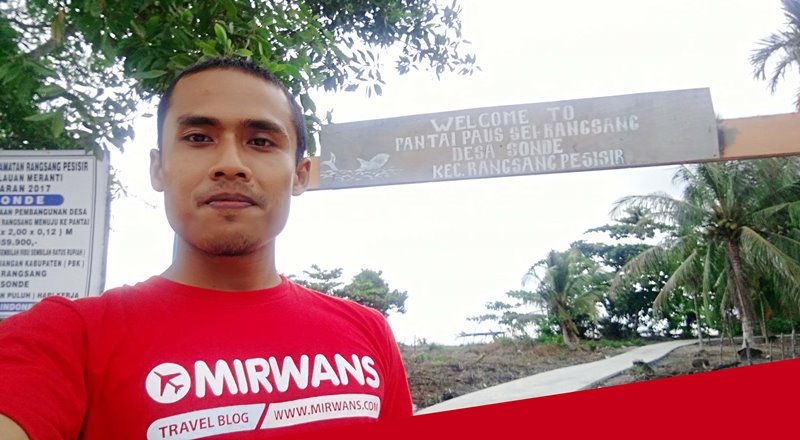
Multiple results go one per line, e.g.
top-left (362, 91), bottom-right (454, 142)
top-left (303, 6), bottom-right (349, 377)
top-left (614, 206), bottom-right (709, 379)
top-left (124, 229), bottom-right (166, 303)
top-left (169, 54), bottom-right (195, 70)
top-left (197, 40), bottom-right (220, 57)
top-left (50, 113), bottom-right (64, 139)
top-left (234, 48), bottom-right (253, 57)
top-left (99, 35), bottom-right (116, 62)
top-left (300, 94), bottom-right (316, 113)
top-left (23, 112), bottom-right (59, 122)
top-left (281, 63), bottom-right (302, 79)
top-left (36, 84), bottom-right (66, 99)
top-left (214, 23), bottom-right (228, 44)
top-left (130, 20), bottom-right (146, 38)
top-left (306, 132), bottom-right (317, 156)
top-left (131, 70), bottom-right (167, 80)
top-left (145, 16), bottom-right (161, 32)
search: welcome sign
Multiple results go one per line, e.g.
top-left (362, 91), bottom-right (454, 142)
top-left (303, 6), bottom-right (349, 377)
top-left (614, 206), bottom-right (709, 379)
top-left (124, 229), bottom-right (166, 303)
top-left (318, 88), bottom-right (719, 189)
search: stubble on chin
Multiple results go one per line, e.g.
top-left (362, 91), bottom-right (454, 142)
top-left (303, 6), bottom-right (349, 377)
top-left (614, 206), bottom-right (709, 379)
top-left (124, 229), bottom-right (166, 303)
top-left (197, 234), bottom-right (259, 257)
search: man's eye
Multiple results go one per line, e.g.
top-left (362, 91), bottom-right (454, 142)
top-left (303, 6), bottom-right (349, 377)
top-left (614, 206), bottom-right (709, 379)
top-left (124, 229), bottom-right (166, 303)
top-left (185, 134), bottom-right (212, 143)
top-left (250, 138), bottom-right (273, 148)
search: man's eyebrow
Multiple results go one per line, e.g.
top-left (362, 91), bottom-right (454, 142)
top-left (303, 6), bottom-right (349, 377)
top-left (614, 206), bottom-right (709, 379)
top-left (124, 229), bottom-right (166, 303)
top-left (244, 119), bottom-right (287, 133)
top-left (176, 115), bottom-right (220, 127)
top-left (244, 119), bottom-right (290, 140)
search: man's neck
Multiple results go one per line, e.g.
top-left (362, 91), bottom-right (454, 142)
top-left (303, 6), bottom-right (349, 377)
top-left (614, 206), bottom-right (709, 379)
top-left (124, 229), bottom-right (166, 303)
top-left (161, 238), bottom-right (282, 291)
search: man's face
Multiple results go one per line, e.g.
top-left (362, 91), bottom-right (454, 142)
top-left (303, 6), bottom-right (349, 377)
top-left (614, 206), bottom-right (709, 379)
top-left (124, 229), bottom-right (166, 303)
top-left (150, 68), bottom-right (310, 256)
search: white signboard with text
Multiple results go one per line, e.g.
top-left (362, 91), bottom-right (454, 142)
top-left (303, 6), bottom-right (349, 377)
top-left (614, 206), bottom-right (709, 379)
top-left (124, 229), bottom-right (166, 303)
top-left (0, 150), bottom-right (109, 318)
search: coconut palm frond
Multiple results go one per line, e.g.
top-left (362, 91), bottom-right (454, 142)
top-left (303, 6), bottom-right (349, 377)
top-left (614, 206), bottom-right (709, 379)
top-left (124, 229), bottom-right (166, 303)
top-left (719, 276), bottom-right (732, 311)
top-left (790, 201), bottom-right (800, 225)
top-left (573, 291), bottom-right (601, 321)
top-left (671, 164), bottom-right (697, 186)
top-left (669, 233), bottom-right (704, 256)
top-left (653, 249), bottom-right (700, 313)
top-left (761, 173), bottom-right (800, 206)
top-left (522, 260), bottom-right (546, 287)
top-left (752, 0), bottom-right (800, 98)
top-left (754, 35), bottom-right (798, 92)
top-left (740, 226), bottom-right (800, 308)
top-left (701, 244), bottom-right (715, 295)
top-left (795, 84), bottom-right (800, 111)
top-left (765, 230), bottom-right (800, 262)
top-left (758, 270), bottom-right (800, 318)
top-left (610, 245), bottom-right (669, 294)
top-left (751, 33), bottom-right (789, 82)
top-left (694, 164), bottom-right (727, 207)
top-left (610, 193), bottom-right (693, 225)
top-left (750, 201), bottom-right (800, 224)
top-left (784, 0), bottom-right (800, 22)
top-left (699, 244), bottom-right (719, 327)
top-left (741, 227), bottom-right (800, 278)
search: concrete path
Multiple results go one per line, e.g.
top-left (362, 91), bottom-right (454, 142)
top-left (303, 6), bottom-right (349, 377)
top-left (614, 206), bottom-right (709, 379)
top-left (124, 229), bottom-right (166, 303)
top-left (415, 339), bottom-right (697, 414)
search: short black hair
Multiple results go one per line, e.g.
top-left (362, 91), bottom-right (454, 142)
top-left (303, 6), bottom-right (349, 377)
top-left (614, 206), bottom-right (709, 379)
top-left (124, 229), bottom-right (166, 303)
top-left (156, 57), bottom-right (307, 163)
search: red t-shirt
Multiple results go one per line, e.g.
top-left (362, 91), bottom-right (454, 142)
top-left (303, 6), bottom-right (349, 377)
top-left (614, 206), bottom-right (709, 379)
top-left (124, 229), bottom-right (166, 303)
top-left (0, 276), bottom-right (412, 439)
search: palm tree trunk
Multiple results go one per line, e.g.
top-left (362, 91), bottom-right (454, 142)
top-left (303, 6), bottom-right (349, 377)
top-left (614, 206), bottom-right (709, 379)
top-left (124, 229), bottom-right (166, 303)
top-left (726, 239), bottom-right (758, 349)
top-left (759, 301), bottom-right (773, 358)
top-left (691, 291), bottom-right (704, 349)
top-left (560, 319), bottom-right (579, 350)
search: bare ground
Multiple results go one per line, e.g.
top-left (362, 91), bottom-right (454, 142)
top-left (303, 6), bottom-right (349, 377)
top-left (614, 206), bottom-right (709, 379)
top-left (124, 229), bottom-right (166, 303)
top-left (589, 336), bottom-right (800, 389)
top-left (399, 340), bottom-right (631, 409)
top-left (400, 336), bottom-right (800, 410)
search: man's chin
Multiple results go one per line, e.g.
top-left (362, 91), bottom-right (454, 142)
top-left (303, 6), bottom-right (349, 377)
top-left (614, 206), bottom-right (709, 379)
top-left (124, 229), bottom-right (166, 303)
top-left (196, 237), bottom-right (260, 257)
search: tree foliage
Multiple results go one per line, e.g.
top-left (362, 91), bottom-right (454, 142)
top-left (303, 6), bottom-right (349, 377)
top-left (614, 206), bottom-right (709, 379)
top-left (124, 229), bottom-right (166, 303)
top-left (575, 208), bottom-right (673, 339)
top-left (468, 290), bottom-right (545, 339)
top-left (289, 265), bottom-right (408, 317)
top-left (474, 160), bottom-right (800, 348)
top-left (471, 245), bottom-right (606, 348)
top-left (611, 158), bottom-right (800, 348)
top-left (290, 264), bottom-right (344, 295)
top-left (0, 0), bottom-right (476, 153)
top-left (751, 0), bottom-right (800, 109)
top-left (523, 249), bottom-right (604, 349)
top-left (340, 269), bottom-right (408, 317)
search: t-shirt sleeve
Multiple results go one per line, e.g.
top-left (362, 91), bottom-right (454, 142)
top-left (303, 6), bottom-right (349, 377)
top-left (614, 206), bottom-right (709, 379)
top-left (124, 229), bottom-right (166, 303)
top-left (0, 297), bottom-right (88, 440)
top-left (375, 313), bottom-right (413, 419)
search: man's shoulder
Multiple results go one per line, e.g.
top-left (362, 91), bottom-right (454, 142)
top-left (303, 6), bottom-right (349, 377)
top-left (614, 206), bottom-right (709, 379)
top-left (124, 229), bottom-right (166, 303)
top-left (287, 280), bottom-right (386, 322)
top-left (38, 276), bottom-right (163, 319)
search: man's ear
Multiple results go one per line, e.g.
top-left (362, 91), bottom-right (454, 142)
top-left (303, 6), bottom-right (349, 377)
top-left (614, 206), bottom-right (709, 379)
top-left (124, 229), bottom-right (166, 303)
top-left (150, 149), bottom-right (165, 192)
top-left (292, 157), bottom-right (311, 196)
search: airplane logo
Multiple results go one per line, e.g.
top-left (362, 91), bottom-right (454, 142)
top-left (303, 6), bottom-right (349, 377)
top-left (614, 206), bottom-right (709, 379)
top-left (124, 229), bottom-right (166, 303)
top-left (146, 362), bottom-right (191, 404)
top-left (155, 372), bottom-right (185, 395)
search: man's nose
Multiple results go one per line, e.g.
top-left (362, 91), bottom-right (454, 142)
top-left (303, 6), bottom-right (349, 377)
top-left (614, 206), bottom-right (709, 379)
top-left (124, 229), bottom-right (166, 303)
top-left (209, 139), bottom-right (252, 181)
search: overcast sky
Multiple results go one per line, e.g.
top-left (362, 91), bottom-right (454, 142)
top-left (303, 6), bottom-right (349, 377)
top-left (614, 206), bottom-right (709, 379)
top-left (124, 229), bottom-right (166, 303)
top-left (105, 0), bottom-right (798, 345)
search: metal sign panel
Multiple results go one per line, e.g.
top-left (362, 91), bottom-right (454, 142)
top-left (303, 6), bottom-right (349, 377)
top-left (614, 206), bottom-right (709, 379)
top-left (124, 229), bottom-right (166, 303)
top-left (318, 88), bottom-right (719, 189)
top-left (0, 150), bottom-right (109, 318)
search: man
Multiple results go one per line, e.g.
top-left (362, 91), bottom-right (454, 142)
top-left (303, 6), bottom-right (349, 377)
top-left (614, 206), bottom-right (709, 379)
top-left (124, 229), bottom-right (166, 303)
top-left (0, 57), bottom-right (413, 439)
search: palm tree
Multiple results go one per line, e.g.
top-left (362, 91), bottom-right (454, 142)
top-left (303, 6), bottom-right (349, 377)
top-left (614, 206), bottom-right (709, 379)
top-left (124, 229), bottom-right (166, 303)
top-left (751, 0), bottom-right (800, 109)
top-left (607, 210), bottom-right (714, 346)
top-left (611, 159), bottom-right (800, 350)
top-left (523, 249), bottom-right (603, 349)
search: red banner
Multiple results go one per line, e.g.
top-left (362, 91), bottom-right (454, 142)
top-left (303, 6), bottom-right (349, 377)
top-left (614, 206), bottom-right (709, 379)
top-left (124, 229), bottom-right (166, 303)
top-left (292, 358), bottom-right (799, 439)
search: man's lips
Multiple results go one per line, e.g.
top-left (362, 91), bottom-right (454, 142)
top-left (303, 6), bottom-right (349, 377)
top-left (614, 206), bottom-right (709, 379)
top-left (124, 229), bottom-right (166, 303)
top-left (202, 193), bottom-right (258, 209)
